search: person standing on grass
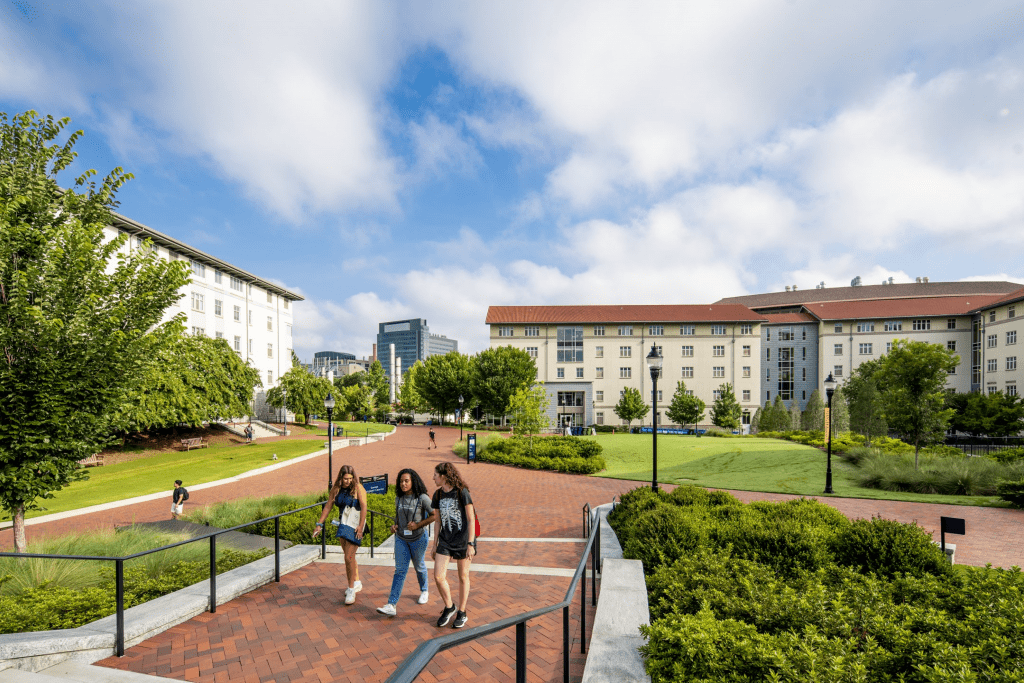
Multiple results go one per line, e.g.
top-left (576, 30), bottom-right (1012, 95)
top-left (431, 462), bottom-right (475, 629)
top-left (171, 480), bottom-right (186, 519)
top-left (428, 427), bottom-right (436, 449)
top-left (377, 469), bottom-right (434, 617)
top-left (313, 465), bottom-right (367, 605)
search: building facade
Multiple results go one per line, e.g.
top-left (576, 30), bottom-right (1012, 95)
top-left (376, 318), bottom-right (458, 383)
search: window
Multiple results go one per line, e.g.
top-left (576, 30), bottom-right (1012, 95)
top-left (596, 412), bottom-right (604, 425)
top-left (742, 364), bottom-right (752, 378)
top-left (682, 345), bottom-right (694, 357)
top-left (576, 367), bottom-right (584, 379)
top-left (947, 364), bottom-right (956, 374)
top-left (652, 345), bottom-right (663, 357)
top-left (766, 329), bottom-right (771, 341)
top-left (859, 343), bottom-right (873, 355)
top-left (741, 324), bottom-right (752, 335)
top-left (267, 370), bottom-right (273, 385)
top-left (1008, 357), bottom-right (1018, 371)
top-left (778, 328), bottom-right (793, 341)
top-left (777, 347), bottom-right (794, 400)
top-left (233, 305), bottom-right (241, 322)
top-left (526, 346), bottom-right (538, 358)
top-left (884, 321), bottom-right (902, 332)
top-left (557, 368), bottom-right (565, 379)
top-left (284, 299), bottom-right (289, 310)
top-left (1008, 384), bottom-right (1018, 396)
top-left (620, 367), bottom-right (632, 379)
top-left (230, 276), bottom-right (244, 292)
top-left (191, 326), bottom-right (205, 336)
top-left (802, 367), bottom-right (806, 381)
top-left (834, 323), bottom-right (842, 333)
top-left (713, 345), bottom-right (725, 357)
top-left (713, 366), bottom-right (725, 378)
top-left (711, 325), bottom-right (726, 335)
top-left (742, 345), bottom-right (751, 356)
top-left (557, 327), bottom-right (584, 362)
top-left (649, 325), bottom-right (664, 336)
top-left (618, 326), bottom-right (633, 336)
top-left (886, 342), bottom-right (892, 354)
top-left (596, 391), bottom-right (604, 402)
top-left (713, 389), bottom-right (723, 400)
top-left (802, 328), bottom-right (807, 340)
top-left (191, 260), bottom-right (206, 278)
top-left (1009, 306), bottom-right (1016, 319)
top-left (596, 367), bottom-right (604, 379)
top-left (947, 340), bottom-right (957, 351)
top-left (989, 311), bottom-right (997, 323)
top-left (593, 326), bottom-right (605, 336)
top-left (267, 291), bottom-right (273, 303)
top-left (214, 270), bottom-right (222, 284)
top-left (168, 250), bottom-right (176, 260)
top-left (988, 334), bottom-right (998, 348)
top-left (267, 316), bottom-right (273, 331)
top-left (680, 325), bottom-right (695, 336)
top-left (248, 310), bottom-right (253, 326)
top-left (988, 359), bottom-right (998, 372)
top-left (987, 384), bottom-right (999, 394)
top-left (191, 292), bottom-right (204, 312)
top-left (742, 390), bottom-right (751, 402)
top-left (651, 390), bottom-right (663, 402)
top-left (766, 348), bottom-right (771, 361)
top-left (681, 367), bottom-right (693, 378)
top-left (834, 343), bottom-right (843, 355)
top-left (498, 326), bottom-right (514, 337)
top-left (833, 365), bottom-right (843, 377)
top-left (856, 322), bottom-right (875, 332)
top-left (948, 318), bottom-right (957, 329)
top-left (214, 299), bottom-right (223, 317)
top-left (525, 326), bottom-right (540, 337)
top-left (594, 346), bottom-right (603, 358)
top-left (267, 343), bottom-right (273, 358)
top-left (215, 331), bottom-right (223, 339)
top-left (620, 346), bottom-right (632, 358)
top-left (802, 347), bottom-right (807, 360)
top-left (234, 336), bottom-right (241, 352)
top-left (913, 319), bottom-right (931, 330)
top-left (1007, 331), bottom-right (1017, 345)
top-left (248, 339), bottom-right (253, 354)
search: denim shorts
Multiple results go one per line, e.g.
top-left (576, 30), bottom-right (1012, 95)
top-left (336, 524), bottom-right (363, 546)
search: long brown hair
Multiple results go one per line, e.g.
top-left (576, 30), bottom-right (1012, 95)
top-left (330, 464), bottom-right (363, 498)
top-left (434, 462), bottom-right (468, 492)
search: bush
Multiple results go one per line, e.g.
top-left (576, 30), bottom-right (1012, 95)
top-left (455, 434), bottom-right (606, 473)
top-left (589, 424), bottom-right (616, 433)
top-left (996, 479), bottom-right (1024, 507)
top-left (989, 447), bottom-right (1024, 464)
top-left (853, 450), bottom-right (1022, 496)
top-left (829, 517), bottom-right (952, 580)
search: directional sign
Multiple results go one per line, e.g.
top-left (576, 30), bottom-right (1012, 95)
top-left (360, 474), bottom-right (388, 495)
top-left (467, 433), bottom-right (477, 463)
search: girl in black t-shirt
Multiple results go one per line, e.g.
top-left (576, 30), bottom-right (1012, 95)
top-left (430, 462), bottom-right (475, 629)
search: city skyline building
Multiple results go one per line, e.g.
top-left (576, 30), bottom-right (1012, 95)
top-left (376, 318), bottom-right (458, 387)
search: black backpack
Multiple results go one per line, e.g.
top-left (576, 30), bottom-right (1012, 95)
top-left (181, 488), bottom-right (189, 501)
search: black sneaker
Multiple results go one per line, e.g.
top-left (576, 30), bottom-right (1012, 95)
top-left (437, 604), bottom-right (457, 627)
top-left (453, 611), bottom-right (468, 628)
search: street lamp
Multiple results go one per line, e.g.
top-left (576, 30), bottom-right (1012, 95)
top-left (823, 373), bottom-right (836, 494)
top-left (281, 387), bottom-right (287, 428)
top-left (324, 392), bottom-right (336, 489)
top-left (646, 344), bottom-right (663, 492)
top-left (459, 394), bottom-right (465, 442)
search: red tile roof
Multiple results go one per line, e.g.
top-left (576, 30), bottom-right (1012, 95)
top-left (485, 304), bottom-right (767, 324)
top-left (802, 296), bottom-right (1004, 321)
top-left (762, 312), bottom-right (818, 324)
top-left (969, 286), bottom-right (1024, 313)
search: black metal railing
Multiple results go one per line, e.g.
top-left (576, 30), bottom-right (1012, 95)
top-left (944, 435), bottom-right (1024, 456)
top-left (0, 500), bottom-right (394, 657)
top-left (385, 504), bottom-right (601, 683)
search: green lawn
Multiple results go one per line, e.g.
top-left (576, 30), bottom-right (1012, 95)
top-left (589, 434), bottom-right (1002, 506)
top-left (298, 421), bottom-right (393, 437)
top-left (4, 440), bottom-right (325, 521)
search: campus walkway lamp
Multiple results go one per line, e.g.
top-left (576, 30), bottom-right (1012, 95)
top-left (646, 344), bottom-right (663, 492)
top-left (823, 373), bottom-right (836, 494)
top-left (281, 387), bottom-right (287, 428)
top-left (325, 392), bottom-right (336, 489)
top-left (459, 394), bottom-right (465, 442)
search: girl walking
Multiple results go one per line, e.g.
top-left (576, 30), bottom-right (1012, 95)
top-left (313, 465), bottom-right (366, 605)
top-left (376, 469), bottom-right (434, 617)
top-left (431, 462), bottom-right (475, 629)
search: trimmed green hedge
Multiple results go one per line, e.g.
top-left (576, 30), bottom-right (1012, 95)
top-left (609, 486), bottom-right (1024, 682)
top-left (455, 435), bottom-right (606, 474)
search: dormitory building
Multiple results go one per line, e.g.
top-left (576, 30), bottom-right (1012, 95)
top-left (486, 280), bottom-right (1024, 429)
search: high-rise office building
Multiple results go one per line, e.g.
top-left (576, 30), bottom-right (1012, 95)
top-left (376, 318), bottom-right (458, 386)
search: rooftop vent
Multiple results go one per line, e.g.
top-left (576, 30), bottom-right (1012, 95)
top-left (923, 276), bottom-right (929, 283)
top-left (889, 277), bottom-right (894, 285)
top-left (851, 276), bottom-right (862, 287)
top-left (792, 284), bottom-right (798, 291)
top-left (916, 277), bottom-right (922, 283)
top-left (785, 286), bottom-right (791, 292)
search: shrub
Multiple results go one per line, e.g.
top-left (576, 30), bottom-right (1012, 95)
top-left (989, 447), bottom-right (1024, 464)
top-left (996, 479), bottom-right (1024, 507)
top-left (829, 517), bottom-right (952, 580)
top-left (456, 434), bottom-right (606, 473)
top-left (853, 450), bottom-right (1019, 496)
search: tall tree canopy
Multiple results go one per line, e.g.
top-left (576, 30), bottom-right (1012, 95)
top-left (416, 351), bottom-right (474, 424)
top-left (710, 383), bottom-right (742, 430)
top-left (470, 346), bottom-right (537, 422)
top-left (845, 360), bottom-right (887, 445)
top-left (613, 387), bottom-right (649, 430)
top-left (800, 389), bottom-right (825, 432)
top-left (946, 390), bottom-right (1024, 437)
top-left (508, 384), bottom-right (550, 447)
top-left (0, 111), bottom-right (189, 551)
top-left (665, 380), bottom-right (705, 430)
top-left (266, 356), bottom-right (332, 424)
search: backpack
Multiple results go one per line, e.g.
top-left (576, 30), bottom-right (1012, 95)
top-left (181, 488), bottom-right (189, 501)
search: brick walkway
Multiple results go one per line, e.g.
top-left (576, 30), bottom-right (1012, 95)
top-left (12, 425), bottom-right (1024, 682)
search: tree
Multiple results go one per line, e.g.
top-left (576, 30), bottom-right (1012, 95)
top-left (665, 381), bottom-right (705, 431)
top-left (750, 407), bottom-right (762, 434)
top-left (613, 387), bottom-right (649, 430)
top-left (364, 360), bottom-right (390, 420)
top-left (395, 360), bottom-right (426, 418)
top-left (470, 346), bottom-right (537, 424)
top-left (947, 390), bottom-right (1024, 437)
top-left (875, 340), bottom-right (959, 468)
top-left (710, 383), bottom-right (742, 430)
top-left (0, 111), bottom-right (190, 551)
top-left (416, 351), bottom-right (474, 425)
top-left (831, 387), bottom-right (850, 433)
top-left (508, 384), bottom-right (550, 448)
top-left (788, 402), bottom-right (802, 431)
top-left (762, 395), bottom-right (789, 432)
top-left (801, 390), bottom-right (825, 432)
top-left (266, 357), bottom-right (333, 425)
top-left (846, 361), bottom-right (886, 445)
top-left (339, 383), bottom-right (373, 420)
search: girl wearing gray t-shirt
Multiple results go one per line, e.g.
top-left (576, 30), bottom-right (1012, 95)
top-left (377, 469), bottom-right (434, 617)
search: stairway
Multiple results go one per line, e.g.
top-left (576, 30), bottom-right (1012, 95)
top-left (247, 422), bottom-right (278, 440)
top-left (1, 661), bottom-right (170, 683)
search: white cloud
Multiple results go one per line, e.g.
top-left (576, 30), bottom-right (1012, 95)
top-left (290, 289), bottom-right (412, 361)
top-left (407, 114), bottom-right (482, 181)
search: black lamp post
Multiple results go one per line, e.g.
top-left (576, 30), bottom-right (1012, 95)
top-left (281, 387), bottom-right (287, 428)
top-left (459, 394), bottom-right (464, 442)
top-left (646, 344), bottom-right (663, 492)
top-left (823, 373), bottom-right (836, 494)
top-left (324, 392), bottom-right (336, 489)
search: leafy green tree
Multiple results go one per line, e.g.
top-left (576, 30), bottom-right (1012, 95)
top-left (266, 357), bottom-right (332, 425)
top-left (750, 407), bottom-right (762, 434)
top-left (364, 359), bottom-right (390, 420)
top-left (665, 381), bottom-right (705, 431)
top-left (395, 360), bottom-right (426, 418)
top-left (947, 390), bottom-right (1024, 437)
top-left (508, 384), bottom-right (550, 448)
top-left (0, 111), bottom-right (190, 551)
top-left (763, 395), bottom-right (789, 432)
top-left (875, 340), bottom-right (959, 468)
top-left (339, 383), bottom-right (373, 420)
top-left (788, 402), bottom-right (802, 431)
top-left (710, 383), bottom-right (742, 430)
top-left (470, 346), bottom-right (537, 424)
top-left (832, 387), bottom-right (850, 433)
top-left (417, 351), bottom-right (474, 425)
top-left (334, 371), bottom-right (364, 388)
top-left (846, 361), bottom-right (887, 445)
top-left (801, 390), bottom-right (825, 432)
top-left (613, 387), bottom-right (649, 430)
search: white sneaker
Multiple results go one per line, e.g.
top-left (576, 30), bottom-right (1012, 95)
top-left (344, 588), bottom-right (356, 605)
top-left (377, 604), bottom-right (397, 617)
top-left (418, 590), bottom-right (430, 605)
top-left (353, 581), bottom-right (362, 593)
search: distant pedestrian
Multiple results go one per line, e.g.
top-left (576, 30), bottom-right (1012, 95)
top-left (313, 465), bottom-right (367, 605)
top-left (171, 480), bottom-right (187, 519)
top-left (428, 427), bottom-right (436, 450)
top-left (431, 462), bottom-right (475, 629)
top-left (245, 424), bottom-right (253, 443)
top-left (377, 469), bottom-right (434, 617)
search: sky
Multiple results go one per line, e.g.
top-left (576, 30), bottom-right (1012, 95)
top-left (2, 0), bottom-right (1023, 361)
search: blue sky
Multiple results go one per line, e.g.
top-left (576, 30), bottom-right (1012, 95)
top-left (3, 1), bottom-right (1023, 360)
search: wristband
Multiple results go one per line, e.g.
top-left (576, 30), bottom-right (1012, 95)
top-left (315, 522), bottom-right (323, 527)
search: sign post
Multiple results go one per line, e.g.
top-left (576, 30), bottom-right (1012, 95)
top-left (360, 474), bottom-right (389, 495)
top-left (940, 516), bottom-right (965, 562)
top-left (823, 407), bottom-right (831, 443)
top-left (467, 433), bottom-right (477, 464)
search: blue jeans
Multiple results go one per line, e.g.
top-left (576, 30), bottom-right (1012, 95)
top-left (388, 533), bottom-right (429, 605)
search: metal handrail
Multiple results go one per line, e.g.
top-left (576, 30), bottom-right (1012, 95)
top-left (385, 504), bottom-right (601, 683)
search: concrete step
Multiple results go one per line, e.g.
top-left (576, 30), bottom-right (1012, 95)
top-left (42, 660), bottom-right (172, 682)
top-left (0, 668), bottom-right (69, 683)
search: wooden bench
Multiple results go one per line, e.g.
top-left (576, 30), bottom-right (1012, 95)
top-left (78, 454), bottom-right (104, 467)
top-left (180, 437), bottom-right (209, 451)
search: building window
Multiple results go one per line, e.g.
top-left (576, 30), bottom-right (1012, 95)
top-left (248, 339), bottom-right (253, 354)
top-left (947, 318), bottom-right (957, 329)
top-left (234, 336), bottom-right (241, 352)
top-left (214, 270), bottom-right (222, 284)
top-left (526, 347), bottom-right (538, 358)
top-left (834, 343), bottom-right (843, 355)
top-left (593, 326), bottom-right (605, 336)
top-left (191, 292), bottom-right (204, 312)
top-left (713, 389), bottom-right (722, 400)
top-left (989, 311), bottom-right (997, 323)
top-left (856, 322), bottom-right (875, 332)
top-left (596, 367), bottom-right (604, 379)
top-left (498, 326), bottom-right (513, 337)
top-left (947, 340), bottom-right (956, 351)
top-left (987, 359), bottom-right (998, 372)
top-left (525, 326), bottom-right (540, 337)
top-left (802, 328), bottom-right (807, 340)
top-left (230, 276), bottom-right (244, 292)
top-left (557, 368), bottom-right (565, 379)
top-left (802, 367), bottom-right (806, 381)
top-left (948, 365), bottom-right (957, 374)
top-left (620, 346), bottom-right (632, 358)
top-left (912, 319), bottom-right (931, 331)
top-left (620, 367), bottom-right (631, 379)
top-left (557, 327), bottom-right (584, 362)
top-left (191, 326), bottom-right (205, 336)
top-left (649, 325), bottom-right (664, 336)
top-left (284, 299), bottom-right (289, 310)
top-left (191, 260), bottom-right (206, 278)
top-left (594, 345), bottom-right (604, 358)
top-left (680, 325), bottom-right (695, 336)
top-left (267, 370), bottom-right (273, 384)
top-left (779, 328), bottom-right (793, 341)
top-left (215, 331), bottom-right (223, 339)
top-left (1007, 331), bottom-right (1017, 345)
top-left (742, 390), bottom-right (751, 402)
top-left (711, 325), bottom-right (726, 335)
top-left (1007, 384), bottom-right (1018, 396)
top-left (859, 343), bottom-right (873, 355)
top-left (651, 389), bottom-right (663, 402)
top-left (576, 367), bottom-right (584, 379)
top-left (1009, 306), bottom-right (1016, 319)
top-left (214, 299), bottom-right (223, 317)
top-left (596, 412), bottom-right (604, 425)
top-left (267, 316), bottom-right (273, 331)
top-left (766, 329), bottom-right (771, 341)
top-left (884, 321), bottom-right (902, 332)
top-left (618, 325), bottom-right (633, 336)
top-left (742, 345), bottom-right (751, 357)
top-left (682, 345), bottom-right (694, 357)
top-left (834, 323), bottom-right (842, 333)
top-left (886, 342), bottom-right (892, 354)
top-left (267, 291), bottom-right (273, 303)
top-left (596, 391), bottom-right (604, 402)
top-left (987, 384), bottom-right (999, 394)
top-left (234, 305), bottom-right (241, 322)
top-left (766, 348), bottom-right (771, 361)
top-left (741, 324), bottom-right (752, 335)
top-left (742, 366), bottom-right (751, 378)
top-left (988, 334), bottom-right (998, 348)
top-left (713, 366), bottom-right (725, 378)
top-left (267, 344), bottom-right (273, 358)
top-left (833, 365), bottom-right (843, 377)
top-left (802, 347), bottom-right (807, 360)
top-left (713, 345), bottom-right (725, 357)
top-left (248, 310), bottom-right (253, 326)
top-left (1008, 357), bottom-right (1018, 371)
top-left (681, 367), bottom-right (693, 378)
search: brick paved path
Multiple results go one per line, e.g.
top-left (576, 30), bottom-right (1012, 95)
top-left (10, 425), bottom-right (1024, 682)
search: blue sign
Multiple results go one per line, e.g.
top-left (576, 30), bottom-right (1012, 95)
top-left (467, 433), bottom-right (477, 463)
top-left (639, 427), bottom-right (697, 435)
top-left (360, 474), bottom-right (388, 495)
